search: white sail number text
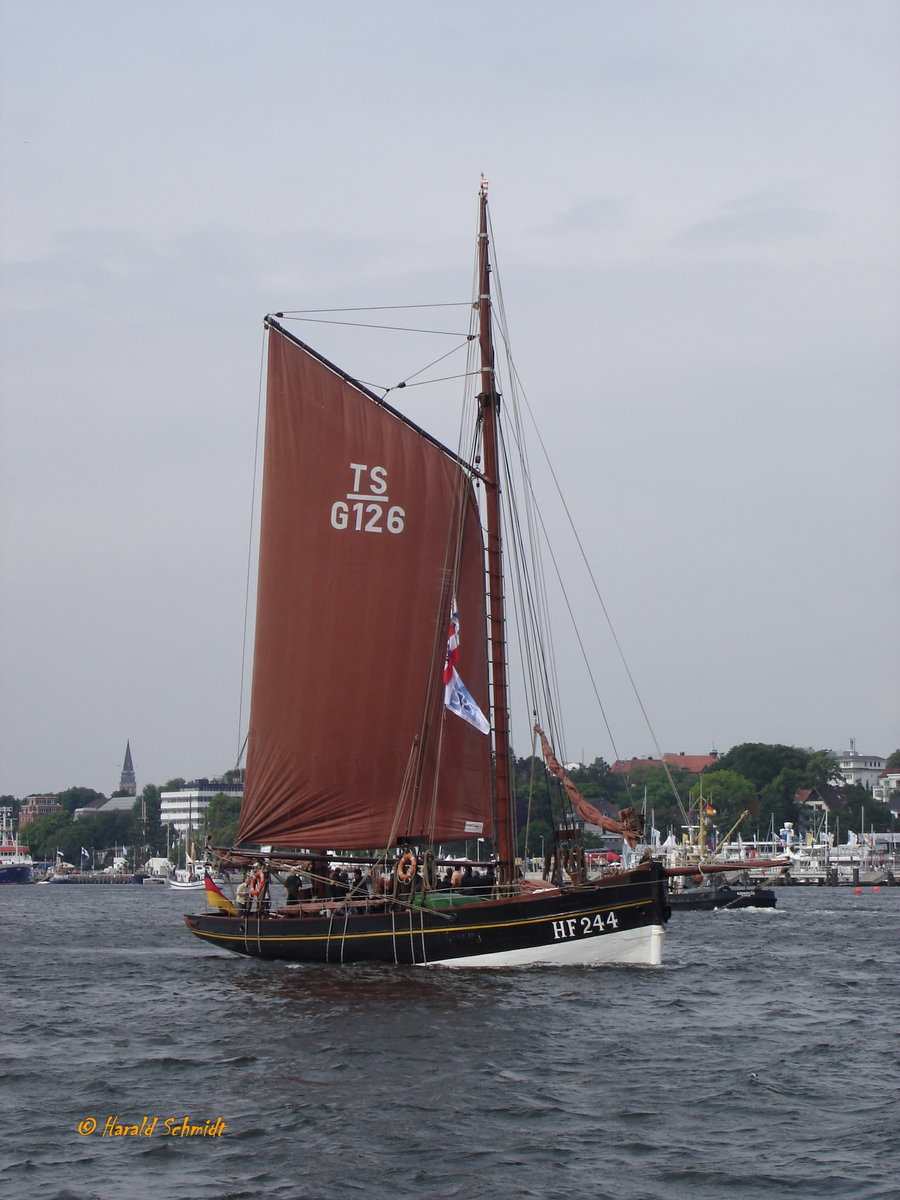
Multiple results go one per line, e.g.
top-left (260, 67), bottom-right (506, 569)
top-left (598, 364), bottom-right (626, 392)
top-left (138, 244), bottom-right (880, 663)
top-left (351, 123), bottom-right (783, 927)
top-left (551, 911), bottom-right (619, 941)
top-left (331, 463), bottom-right (405, 534)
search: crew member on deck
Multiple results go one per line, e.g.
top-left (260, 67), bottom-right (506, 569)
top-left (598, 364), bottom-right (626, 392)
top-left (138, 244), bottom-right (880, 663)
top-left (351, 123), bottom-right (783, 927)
top-left (283, 870), bottom-right (302, 905)
top-left (235, 872), bottom-right (251, 916)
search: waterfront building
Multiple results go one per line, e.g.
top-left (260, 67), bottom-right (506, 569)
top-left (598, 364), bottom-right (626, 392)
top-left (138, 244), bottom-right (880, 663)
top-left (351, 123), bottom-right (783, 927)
top-left (793, 784), bottom-right (855, 838)
top-left (610, 751), bottom-right (719, 776)
top-left (835, 739), bottom-right (886, 792)
top-left (160, 778), bottom-right (243, 837)
top-left (73, 795), bottom-right (135, 820)
top-left (18, 795), bottom-right (62, 828)
top-left (874, 768), bottom-right (900, 811)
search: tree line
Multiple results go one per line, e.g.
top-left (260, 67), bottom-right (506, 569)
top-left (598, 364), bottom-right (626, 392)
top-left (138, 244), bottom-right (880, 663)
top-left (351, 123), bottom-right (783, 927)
top-left (4, 744), bottom-right (897, 865)
top-left (514, 743), bottom-right (900, 856)
top-left (1, 784), bottom-right (241, 869)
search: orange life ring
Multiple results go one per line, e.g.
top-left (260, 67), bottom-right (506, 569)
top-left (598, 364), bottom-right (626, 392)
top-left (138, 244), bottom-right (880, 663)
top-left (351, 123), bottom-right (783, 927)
top-left (248, 869), bottom-right (267, 898)
top-left (396, 852), bottom-right (417, 882)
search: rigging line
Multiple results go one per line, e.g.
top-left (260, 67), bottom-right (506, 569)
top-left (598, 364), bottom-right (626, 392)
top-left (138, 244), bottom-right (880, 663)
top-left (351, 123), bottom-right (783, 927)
top-left (523, 728), bottom-right (541, 861)
top-left (236, 331), bottom-right (267, 772)
top-left (500, 455), bottom-right (572, 841)
top-left (281, 316), bottom-right (469, 336)
top-left (385, 740), bottom-right (421, 854)
top-left (278, 302), bottom-right (472, 313)
top-left (233, 732), bottom-right (249, 779)
top-left (481, 211), bottom-right (567, 751)
top-left (421, 459), bottom-right (473, 840)
top-left (466, 227), bottom-right (531, 719)
top-left (380, 338), bottom-right (479, 396)
top-left (504, 387), bottom-right (566, 732)
top-left (500, 422), bottom-right (562, 751)
top-left (496, 346), bottom-right (578, 770)
top-left (497, 336), bottom-right (686, 814)
top-left (479, 272), bottom-right (565, 786)
top-left (385, 371), bottom-right (477, 392)
top-left (401, 337), bottom-right (474, 382)
top-left (494, 280), bottom-right (633, 816)
top-left (521, 466), bottom-right (690, 821)
top-left (269, 318), bottom-right (480, 479)
top-left (505, 439), bottom-right (621, 769)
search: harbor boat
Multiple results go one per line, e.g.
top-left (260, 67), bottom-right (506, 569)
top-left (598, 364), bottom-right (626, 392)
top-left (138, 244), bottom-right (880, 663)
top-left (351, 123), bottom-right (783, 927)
top-left (184, 183), bottom-right (669, 967)
top-left (168, 804), bottom-right (208, 889)
top-left (168, 859), bottom-right (209, 890)
top-left (654, 797), bottom-right (789, 902)
top-left (44, 871), bottom-right (147, 885)
top-left (169, 866), bottom-right (228, 891)
top-left (168, 873), bottom-right (206, 891)
top-left (667, 882), bottom-right (777, 911)
top-left (0, 807), bottom-right (33, 884)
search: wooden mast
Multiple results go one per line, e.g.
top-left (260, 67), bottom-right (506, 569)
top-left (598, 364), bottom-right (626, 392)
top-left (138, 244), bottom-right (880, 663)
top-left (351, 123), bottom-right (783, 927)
top-left (476, 181), bottom-right (515, 880)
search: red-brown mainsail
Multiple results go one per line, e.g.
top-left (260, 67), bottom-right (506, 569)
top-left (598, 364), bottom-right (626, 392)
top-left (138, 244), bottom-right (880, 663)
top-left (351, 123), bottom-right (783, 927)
top-left (238, 329), bottom-right (492, 851)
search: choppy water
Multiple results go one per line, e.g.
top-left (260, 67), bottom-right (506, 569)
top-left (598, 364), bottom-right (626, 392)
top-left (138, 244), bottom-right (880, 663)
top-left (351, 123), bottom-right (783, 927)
top-left (1, 883), bottom-right (897, 1200)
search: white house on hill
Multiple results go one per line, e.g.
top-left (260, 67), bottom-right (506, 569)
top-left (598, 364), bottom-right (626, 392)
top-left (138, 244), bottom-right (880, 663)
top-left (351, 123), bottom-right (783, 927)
top-left (835, 739), bottom-right (886, 792)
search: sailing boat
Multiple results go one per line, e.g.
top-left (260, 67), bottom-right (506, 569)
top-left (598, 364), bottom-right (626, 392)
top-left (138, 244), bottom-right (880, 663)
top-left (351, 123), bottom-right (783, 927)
top-left (184, 183), bottom-right (670, 966)
top-left (661, 796), bottom-right (789, 910)
top-left (0, 806), bottom-right (33, 885)
top-left (168, 797), bottom-right (205, 889)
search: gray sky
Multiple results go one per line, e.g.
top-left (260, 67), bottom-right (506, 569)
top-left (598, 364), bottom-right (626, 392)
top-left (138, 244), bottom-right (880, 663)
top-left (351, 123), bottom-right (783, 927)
top-left (2, 0), bottom-right (898, 799)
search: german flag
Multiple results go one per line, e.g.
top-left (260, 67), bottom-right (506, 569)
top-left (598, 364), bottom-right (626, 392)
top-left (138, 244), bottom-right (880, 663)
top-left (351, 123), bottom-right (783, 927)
top-left (204, 872), bottom-right (237, 915)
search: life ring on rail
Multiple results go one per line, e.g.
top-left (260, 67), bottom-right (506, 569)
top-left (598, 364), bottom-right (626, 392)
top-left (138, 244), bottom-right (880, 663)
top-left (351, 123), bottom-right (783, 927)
top-left (248, 870), bottom-right (267, 898)
top-left (396, 852), bottom-right (417, 883)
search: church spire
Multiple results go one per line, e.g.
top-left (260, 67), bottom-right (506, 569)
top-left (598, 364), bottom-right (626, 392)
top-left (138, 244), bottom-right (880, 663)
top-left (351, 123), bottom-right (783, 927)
top-left (120, 740), bottom-right (136, 796)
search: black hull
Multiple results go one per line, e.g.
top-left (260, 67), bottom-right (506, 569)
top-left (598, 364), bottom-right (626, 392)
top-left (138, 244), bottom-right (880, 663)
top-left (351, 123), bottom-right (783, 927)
top-left (0, 865), bottom-right (32, 884)
top-left (184, 865), bottom-right (669, 967)
top-left (668, 885), bottom-right (777, 912)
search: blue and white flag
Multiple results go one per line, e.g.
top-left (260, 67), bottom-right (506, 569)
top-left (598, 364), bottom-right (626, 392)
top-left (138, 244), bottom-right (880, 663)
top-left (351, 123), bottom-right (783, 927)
top-left (444, 667), bottom-right (490, 734)
top-left (81, 847), bottom-right (89, 858)
top-left (442, 600), bottom-right (489, 734)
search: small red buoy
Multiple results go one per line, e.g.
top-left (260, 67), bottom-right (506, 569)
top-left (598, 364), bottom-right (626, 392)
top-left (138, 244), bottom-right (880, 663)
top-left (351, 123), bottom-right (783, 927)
top-left (873, 886), bottom-right (880, 893)
top-left (854, 887), bottom-right (862, 894)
